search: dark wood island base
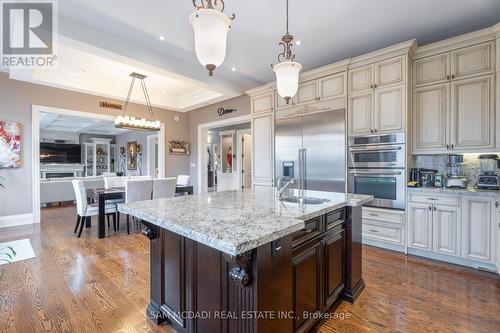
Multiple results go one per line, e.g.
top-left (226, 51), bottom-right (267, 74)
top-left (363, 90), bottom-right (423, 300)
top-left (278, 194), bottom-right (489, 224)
top-left (142, 205), bottom-right (364, 333)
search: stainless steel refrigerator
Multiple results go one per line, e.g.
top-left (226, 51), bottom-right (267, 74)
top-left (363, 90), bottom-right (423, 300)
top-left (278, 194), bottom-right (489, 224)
top-left (275, 109), bottom-right (346, 192)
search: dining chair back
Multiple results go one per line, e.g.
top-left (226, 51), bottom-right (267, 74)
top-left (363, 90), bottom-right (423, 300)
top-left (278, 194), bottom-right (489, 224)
top-left (129, 175), bottom-right (152, 180)
top-left (177, 175), bottom-right (191, 187)
top-left (72, 179), bottom-right (89, 216)
top-left (104, 176), bottom-right (127, 189)
top-left (125, 179), bottom-right (154, 203)
top-left (152, 178), bottom-right (177, 199)
top-left (102, 172), bottom-right (117, 177)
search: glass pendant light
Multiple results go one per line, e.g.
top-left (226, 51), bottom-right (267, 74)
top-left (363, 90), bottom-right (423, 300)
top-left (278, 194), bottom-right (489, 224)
top-left (190, 0), bottom-right (235, 76)
top-left (272, 0), bottom-right (302, 104)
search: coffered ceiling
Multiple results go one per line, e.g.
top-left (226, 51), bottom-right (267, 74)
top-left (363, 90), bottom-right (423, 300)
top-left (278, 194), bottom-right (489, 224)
top-left (39, 112), bottom-right (133, 135)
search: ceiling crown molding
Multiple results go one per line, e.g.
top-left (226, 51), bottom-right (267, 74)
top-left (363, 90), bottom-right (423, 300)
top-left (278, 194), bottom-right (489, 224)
top-left (348, 39), bottom-right (417, 69)
top-left (415, 21), bottom-right (500, 59)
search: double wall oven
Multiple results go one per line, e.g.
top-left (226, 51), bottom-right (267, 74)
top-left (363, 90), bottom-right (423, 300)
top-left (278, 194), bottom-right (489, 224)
top-left (347, 133), bottom-right (405, 210)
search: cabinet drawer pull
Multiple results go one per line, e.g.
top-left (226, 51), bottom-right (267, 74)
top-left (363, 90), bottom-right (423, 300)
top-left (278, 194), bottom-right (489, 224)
top-left (368, 213), bottom-right (379, 217)
top-left (368, 229), bottom-right (379, 233)
top-left (427, 198), bottom-right (438, 201)
top-left (304, 229), bottom-right (313, 234)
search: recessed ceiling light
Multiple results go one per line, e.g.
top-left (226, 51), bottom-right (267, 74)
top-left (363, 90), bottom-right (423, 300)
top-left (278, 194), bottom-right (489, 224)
top-left (159, 36), bottom-right (165, 41)
top-left (296, 40), bottom-right (301, 45)
top-left (231, 67), bottom-right (236, 72)
top-left (162, 90), bottom-right (166, 94)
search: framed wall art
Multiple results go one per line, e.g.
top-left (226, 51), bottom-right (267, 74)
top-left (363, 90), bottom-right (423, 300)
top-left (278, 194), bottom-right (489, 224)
top-left (127, 141), bottom-right (137, 170)
top-left (0, 121), bottom-right (21, 168)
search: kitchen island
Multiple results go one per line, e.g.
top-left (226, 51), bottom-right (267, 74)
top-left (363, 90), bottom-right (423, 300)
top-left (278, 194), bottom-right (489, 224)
top-left (118, 188), bottom-right (372, 333)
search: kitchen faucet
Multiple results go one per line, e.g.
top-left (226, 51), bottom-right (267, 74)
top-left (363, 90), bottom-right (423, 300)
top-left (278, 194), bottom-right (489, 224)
top-left (277, 177), bottom-right (296, 198)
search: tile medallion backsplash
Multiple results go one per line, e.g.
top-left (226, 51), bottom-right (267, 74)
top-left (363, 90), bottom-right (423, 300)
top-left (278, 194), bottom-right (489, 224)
top-left (412, 154), bottom-right (500, 187)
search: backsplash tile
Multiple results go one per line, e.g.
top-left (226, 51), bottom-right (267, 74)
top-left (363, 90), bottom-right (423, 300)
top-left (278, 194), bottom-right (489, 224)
top-left (412, 154), bottom-right (500, 186)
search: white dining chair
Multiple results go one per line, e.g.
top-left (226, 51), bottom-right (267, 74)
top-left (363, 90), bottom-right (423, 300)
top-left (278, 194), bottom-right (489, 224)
top-left (104, 176), bottom-right (127, 189)
top-left (152, 178), bottom-right (177, 200)
top-left (122, 179), bottom-right (154, 234)
top-left (72, 179), bottom-right (117, 238)
top-left (176, 175), bottom-right (191, 187)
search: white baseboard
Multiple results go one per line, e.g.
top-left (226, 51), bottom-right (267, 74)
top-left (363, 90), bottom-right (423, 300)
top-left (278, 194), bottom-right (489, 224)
top-left (0, 213), bottom-right (36, 228)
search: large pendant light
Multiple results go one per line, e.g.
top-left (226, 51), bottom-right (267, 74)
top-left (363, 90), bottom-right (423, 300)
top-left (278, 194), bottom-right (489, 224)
top-left (115, 73), bottom-right (161, 131)
top-left (190, 0), bottom-right (235, 76)
top-left (272, 0), bottom-right (302, 104)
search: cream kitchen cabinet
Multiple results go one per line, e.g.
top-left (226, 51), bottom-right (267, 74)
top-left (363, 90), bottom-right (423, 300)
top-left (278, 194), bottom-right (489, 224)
top-left (251, 92), bottom-right (274, 114)
top-left (374, 84), bottom-right (405, 133)
top-left (432, 205), bottom-right (461, 257)
top-left (451, 42), bottom-right (495, 80)
top-left (275, 72), bottom-right (346, 110)
top-left (348, 84), bottom-right (405, 136)
top-left (414, 53), bottom-right (450, 87)
top-left (412, 70), bottom-right (495, 153)
top-left (414, 41), bottom-right (495, 88)
top-left (450, 75), bottom-right (495, 150)
top-left (408, 203), bottom-right (433, 250)
top-left (413, 83), bottom-right (449, 151)
top-left (251, 113), bottom-right (274, 187)
top-left (461, 195), bottom-right (496, 263)
top-left (407, 190), bottom-right (498, 271)
top-left (349, 56), bottom-right (405, 94)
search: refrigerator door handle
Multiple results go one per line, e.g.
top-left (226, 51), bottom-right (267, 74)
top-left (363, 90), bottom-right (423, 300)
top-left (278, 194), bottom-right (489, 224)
top-left (303, 148), bottom-right (307, 190)
top-left (298, 148), bottom-right (302, 189)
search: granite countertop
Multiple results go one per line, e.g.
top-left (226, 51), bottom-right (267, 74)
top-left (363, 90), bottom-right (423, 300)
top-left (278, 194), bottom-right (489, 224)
top-left (118, 188), bottom-right (373, 256)
top-left (408, 186), bottom-right (500, 198)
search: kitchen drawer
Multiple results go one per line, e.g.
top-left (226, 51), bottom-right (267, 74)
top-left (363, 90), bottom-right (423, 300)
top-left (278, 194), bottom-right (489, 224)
top-left (409, 193), bottom-right (460, 206)
top-left (292, 216), bottom-right (322, 247)
top-left (325, 209), bottom-right (345, 230)
top-left (362, 220), bottom-right (403, 244)
top-left (362, 207), bottom-right (404, 224)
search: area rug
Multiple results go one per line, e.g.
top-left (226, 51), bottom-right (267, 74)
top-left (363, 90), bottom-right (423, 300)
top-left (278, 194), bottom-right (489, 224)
top-left (0, 238), bottom-right (36, 265)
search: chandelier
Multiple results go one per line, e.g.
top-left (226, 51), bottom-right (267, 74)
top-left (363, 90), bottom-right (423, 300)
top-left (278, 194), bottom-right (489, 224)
top-left (114, 73), bottom-right (161, 131)
top-left (272, 0), bottom-right (302, 104)
top-left (190, 0), bottom-right (235, 76)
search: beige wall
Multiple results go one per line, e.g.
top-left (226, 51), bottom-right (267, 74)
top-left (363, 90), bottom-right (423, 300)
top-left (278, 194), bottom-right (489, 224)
top-left (188, 94), bottom-right (251, 189)
top-left (0, 72), bottom-right (189, 217)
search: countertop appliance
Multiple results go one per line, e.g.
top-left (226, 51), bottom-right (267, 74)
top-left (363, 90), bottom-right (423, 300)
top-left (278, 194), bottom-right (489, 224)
top-left (445, 154), bottom-right (468, 189)
top-left (477, 154), bottom-right (500, 190)
top-left (275, 109), bottom-right (345, 192)
top-left (420, 169), bottom-right (437, 188)
top-left (347, 132), bottom-right (405, 210)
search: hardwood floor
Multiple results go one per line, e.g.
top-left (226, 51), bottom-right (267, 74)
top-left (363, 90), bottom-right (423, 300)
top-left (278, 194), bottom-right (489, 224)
top-left (0, 205), bottom-right (499, 333)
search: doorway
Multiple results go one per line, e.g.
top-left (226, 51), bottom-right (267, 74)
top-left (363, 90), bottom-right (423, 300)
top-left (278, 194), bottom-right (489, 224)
top-left (197, 114), bottom-right (252, 194)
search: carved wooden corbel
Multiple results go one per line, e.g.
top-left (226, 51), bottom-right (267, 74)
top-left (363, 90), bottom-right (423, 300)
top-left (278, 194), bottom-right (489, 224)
top-left (224, 250), bottom-right (254, 287)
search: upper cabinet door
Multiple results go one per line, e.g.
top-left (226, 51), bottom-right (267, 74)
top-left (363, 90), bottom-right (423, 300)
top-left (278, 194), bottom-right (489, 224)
top-left (450, 75), bottom-right (494, 150)
top-left (319, 73), bottom-right (345, 100)
top-left (414, 53), bottom-right (450, 87)
top-left (348, 92), bottom-right (373, 136)
top-left (252, 93), bottom-right (274, 114)
top-left (451, 42), bottom-right (495, 80)
top-left (375, 56), bottom-right (405, 88)
top-left (374, 84), bottom-right (404, 134)
top-left (349, 65), bottom-right (373, 94)
top-left (296, 80), bottom-right (318, 105)
top-left (413, 83), bottom-right (449, 152)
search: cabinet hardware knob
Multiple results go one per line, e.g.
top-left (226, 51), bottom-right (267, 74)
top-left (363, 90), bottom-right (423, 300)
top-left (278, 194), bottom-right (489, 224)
top-left (446, 75), bottom-right (450, 80)
top-left (374, 129), bottom-right (377, 133)
top-left (451, 74), bottom-right (455, 79)
top-left (433, 206), bottom-right (437, 211)
top-left (374, 84), bottom-right (377, 89)
top-left (429, 206), bottom-right (432, 210)
top-left (496, 202), bottom-right (499, 208)
top-left (451, 144), bottom-right (454, 149)
top-left (370, 84), bottom-right (373, 89)
top-left (446, 144), bottom-right (449, 149)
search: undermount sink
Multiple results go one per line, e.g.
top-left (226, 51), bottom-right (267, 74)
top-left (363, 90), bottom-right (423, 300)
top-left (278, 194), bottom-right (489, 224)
top-left (279, 196), bottom-right (330, 205)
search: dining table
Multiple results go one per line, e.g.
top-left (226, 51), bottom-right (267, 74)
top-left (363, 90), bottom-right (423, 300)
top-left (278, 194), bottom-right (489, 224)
top-left (86, 185), bottom-right (195, 238)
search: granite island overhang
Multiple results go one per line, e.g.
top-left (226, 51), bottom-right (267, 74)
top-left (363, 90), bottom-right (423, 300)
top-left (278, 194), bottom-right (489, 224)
top-left (118, 188), bottom-right (373, 333)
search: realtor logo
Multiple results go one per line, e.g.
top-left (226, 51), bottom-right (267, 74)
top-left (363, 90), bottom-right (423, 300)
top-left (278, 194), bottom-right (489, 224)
top-left (1, 0), bottom-right (57, 67)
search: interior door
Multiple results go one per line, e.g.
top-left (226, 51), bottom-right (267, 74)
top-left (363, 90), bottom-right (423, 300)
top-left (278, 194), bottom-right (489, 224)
top-left (302, 110), bottom-right (346, 192)
top-left (275, 117), bottom-right (303, 189)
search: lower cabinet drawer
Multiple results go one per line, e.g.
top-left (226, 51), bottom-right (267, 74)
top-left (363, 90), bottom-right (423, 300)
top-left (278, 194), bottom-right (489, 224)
top-left (362, 207), bottom-right (405, 224)
top-left (362, 220), bottom-right (403, 244)
top-left (409, 193), bottom-right (460, 206)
